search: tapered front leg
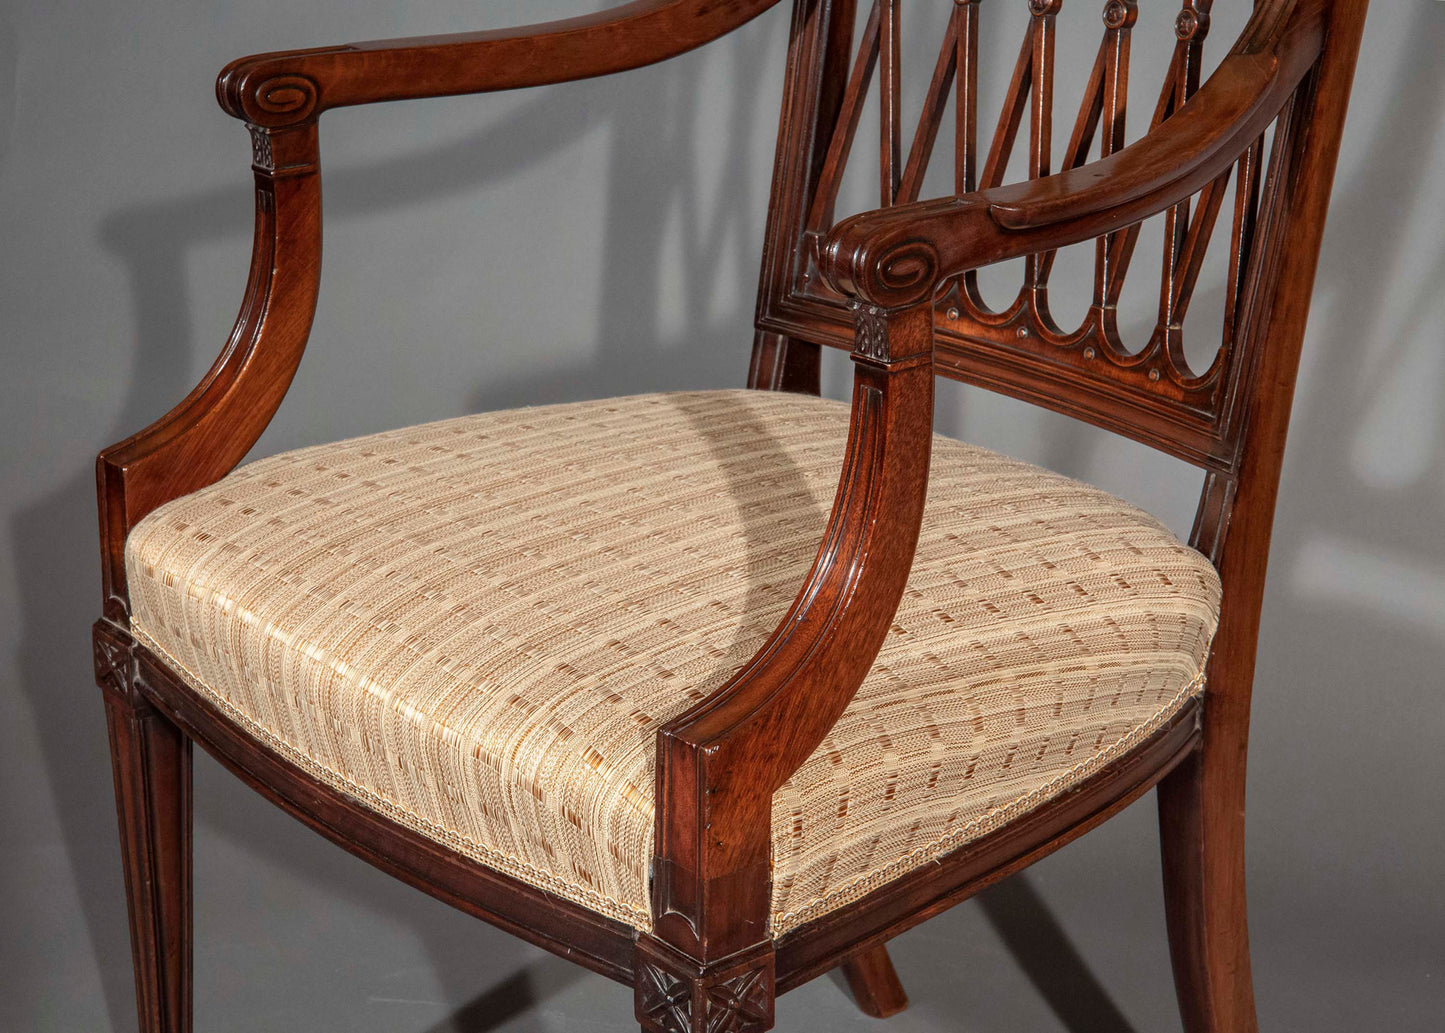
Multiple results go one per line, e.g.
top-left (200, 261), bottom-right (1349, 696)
top-left (96, 623), bottom-right (193, 1033)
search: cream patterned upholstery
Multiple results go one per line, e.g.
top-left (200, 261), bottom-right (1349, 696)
top-left (126, 390), bottom-right (1220, 935)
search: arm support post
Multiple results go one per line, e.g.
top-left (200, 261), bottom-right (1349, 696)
top-left (652, 303), bottom-right (935, 960)
top-left (97, 124), bottom-right (322, 620)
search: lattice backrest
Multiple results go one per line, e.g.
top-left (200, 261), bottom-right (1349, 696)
top-left (756, 0), bottom-right (1325, 471)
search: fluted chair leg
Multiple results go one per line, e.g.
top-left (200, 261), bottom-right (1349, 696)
top-left (841, 944), bottom-right (909, 1018)
top-left (1158, 741), bottom-right (1258, 1033)
top-left (104, 688), bottom-right (193, 1033)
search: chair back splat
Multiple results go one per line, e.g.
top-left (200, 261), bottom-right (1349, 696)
top-left (760, 0), bottom-right (1341, 493)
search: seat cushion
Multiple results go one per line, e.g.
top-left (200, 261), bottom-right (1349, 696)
top-left (126, 390), bottom-right (1220, 935)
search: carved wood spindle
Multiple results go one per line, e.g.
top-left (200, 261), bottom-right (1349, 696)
top-left (1098, 0), bottom-right (1214, 349)
top-left (977, 22), bottom-right (1032, 195)
top-left (961, 7), bottom-right (1033, 315)
top-left (1036, 0), bottom-right (1132, 290)
top-left (1091, 0), bottom-right (1136, 333)
top-left (1218, 134), bottom-right (1264, 373)
top-left (1022, 0), bottom-right (1061, 309)
top-left (954, 0), bottom-right (982, 197)
top-left (1161, 167), bottom-right (1231, 377)
top-left (897, 9), bottom-right (961, 206)
top-left (1155, 0), bottom-right (1214, 360)
top-left (804, 0), bottom-right (881, 233)
top-left (879, 0), bottom-right (902, 206)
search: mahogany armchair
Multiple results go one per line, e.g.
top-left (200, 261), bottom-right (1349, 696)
top-left (92, 1), bottom-right (1367, 1031)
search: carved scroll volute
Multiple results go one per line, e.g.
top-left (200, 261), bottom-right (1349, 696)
top-left (652, 304), bottom-right (934, 963)
top-left (217, 60), bottom-right (324, 128)
top-left (822, 216), bottom-right (947, 311)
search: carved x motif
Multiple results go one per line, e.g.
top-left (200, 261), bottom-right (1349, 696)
top-left (93, 627), bottom-right (134, 699)
top-left (639, 961), bottom-right (693, 1033)
top-left (704, 967), bottom-right (771, 1033)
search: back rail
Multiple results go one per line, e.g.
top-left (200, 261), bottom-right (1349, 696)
top-left (757, 0), bottom-right (1324, 472)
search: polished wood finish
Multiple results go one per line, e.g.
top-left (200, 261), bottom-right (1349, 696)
top-left (96, 122), bottom-right (321, 623)
top-left (216, 0), bottom-right (788, 128)
top-left (763, 0), bottom-right (1340, 469)
top-left (107, 622), bottom-right (640, 986)
top-left (94, 617), bottom-right (1200, 1003)
top-left (773, 700), bottom-right (1202, 993)
top-left (1155, 2), bottom-right (1370, 1029)
top-left (653, 303), bottom-right (935, 963)
top-left (840, 945), bottom-right (908, 1019)
top-left (95, 621), bottom-right (193, 1033)
top-left (91, 1), bottom-right (1368, 1030)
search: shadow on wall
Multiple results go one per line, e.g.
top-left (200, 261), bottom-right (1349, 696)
top-left (9, 15), bottom-right (800, 1033)
top-left (13, 5), bottom-right (1445, 1033)
top-left (0, 13), bottom-right (16, 175)
top-left (1256, 0), bottom-right (1445, 885)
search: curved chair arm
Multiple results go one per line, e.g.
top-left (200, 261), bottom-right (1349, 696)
top-left (97, 124), bottom-right (323, 621)
top-left (653, 304), bottom-right (936, 960)
top-left (217, 0), bottom-right (786, 128)
top-left (822, 0), bottom-right (1326, 309)
top-left (96, 0), bottom-right (786, 621)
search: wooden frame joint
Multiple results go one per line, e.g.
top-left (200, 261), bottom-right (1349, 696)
top-left (94, 619), bottom-right (143, 709)
top-left (850, 302), bottom-right (935, 370)
top-left (247, 122), bottom-right (320, 178)
top-left (635, 936), bottom-right (775, 1033)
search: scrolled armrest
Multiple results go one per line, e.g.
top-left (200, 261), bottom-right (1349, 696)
top-left (217, 0), bottom-right (785, 128)
top-left (822, 0), bottom-right (1326, 309)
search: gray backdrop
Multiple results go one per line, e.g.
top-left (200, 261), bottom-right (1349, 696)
top-left (2, 1), bottom-right (1441, 1030)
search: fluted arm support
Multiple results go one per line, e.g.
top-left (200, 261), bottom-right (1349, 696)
top-left (821, 0), bottom-right (1325, 309)
top-left (96, 125), bottom-right (322, 621)
top-left (652, 303), bottom-right (935, 960)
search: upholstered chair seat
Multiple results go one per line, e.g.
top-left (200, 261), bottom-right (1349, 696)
top-left (125, 389), bottom-right (1220, 935)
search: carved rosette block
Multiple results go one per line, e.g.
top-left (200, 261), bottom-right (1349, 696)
top-left (1174, 0), bottom-right (1211, 42)
top-left (1101, 0), bottom-right (1138, 31)
top-left (93, 620), bottom-right (137, 703)
top-left (242, 121), bottom-right (321, 179)
top-left (636, 938), bottom-right (774, 1033)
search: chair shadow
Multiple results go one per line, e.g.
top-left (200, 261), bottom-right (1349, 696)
top-left (19, 4), bottom-right (1443, 1031)
top-left (413, 960), bottom-right (591, 1033)
top-left (10, 12), bottom-right (796, 1033)
top-left (6, 86), bottom-right (610, 1033)
top-left (975, 876), bottom-right (1141, 1033)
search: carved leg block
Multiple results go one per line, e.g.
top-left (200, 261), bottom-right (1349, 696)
top-left (1157, 743), bottom-right (1258, 1033)
top-left (635, 937), bottom-right (775, 1033)
top-left (96, 622), bottom-right (194, 1033)
top-left (841, 943), bottom-right (909, 1018)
